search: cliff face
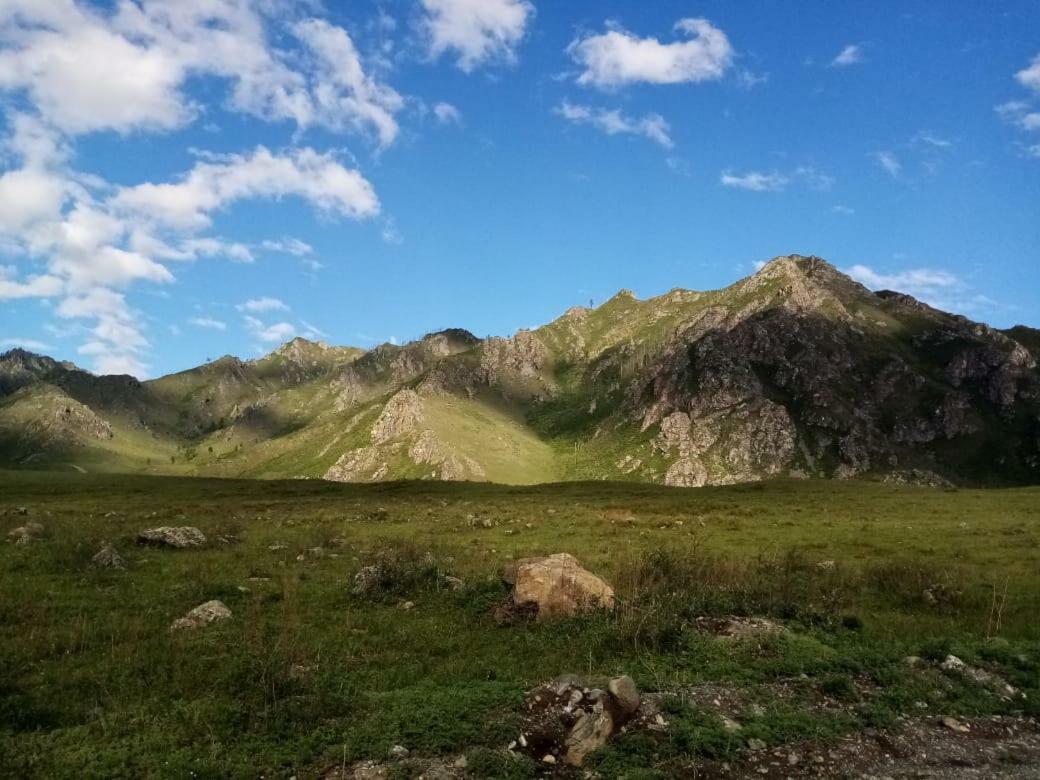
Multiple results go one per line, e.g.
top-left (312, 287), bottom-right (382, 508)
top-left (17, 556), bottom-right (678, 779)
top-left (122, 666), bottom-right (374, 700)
top-left (3, 255), bottom-right (1038, 486)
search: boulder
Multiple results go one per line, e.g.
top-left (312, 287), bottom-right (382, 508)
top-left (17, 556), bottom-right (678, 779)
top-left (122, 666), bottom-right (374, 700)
top-left (170, 600), bottom-right (231, 630)
top-left (7, 521), bottom-right (44, 545)
top-left (512, 553), bottom-right (614, 619)
top-left (91, 542), bottom-right (126, 570)
top-left (137, 526), bottom-right (206, 549)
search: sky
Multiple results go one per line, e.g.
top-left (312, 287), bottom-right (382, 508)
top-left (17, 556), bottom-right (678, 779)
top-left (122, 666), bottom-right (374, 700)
top-left (0, 0), bottom-right (1038, 378)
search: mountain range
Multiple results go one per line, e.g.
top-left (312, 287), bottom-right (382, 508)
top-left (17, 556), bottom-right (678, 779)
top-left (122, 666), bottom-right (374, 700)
top-left (2, 255), bottom-right (1038, 487)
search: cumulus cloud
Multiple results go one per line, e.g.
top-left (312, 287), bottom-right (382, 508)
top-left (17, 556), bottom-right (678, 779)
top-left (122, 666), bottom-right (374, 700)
top-left (244, 315), bottom-right (297, 344)
top-left (720, 170), bottom-right (788, 192)
top-left (0, 1), bottom-right (405, 144)
top-left (113, 147), bottom-right (379, 231)
top-left (1016, 53), bottom-right (1040, 92)
top-left (556, 101), bottom-right (673, 148)
top-left (188, 317), bottom-right (227, 331)
top-left (567, 18), bottom-right (733, 89)
top-left (237, 297), bottom-right (289, 313)
top-left (422, 0), bottom-right (534, 72)
top-left (873, 150), bottom-right (902, 177)
top-left (830, 44), bottom-right (863, 68)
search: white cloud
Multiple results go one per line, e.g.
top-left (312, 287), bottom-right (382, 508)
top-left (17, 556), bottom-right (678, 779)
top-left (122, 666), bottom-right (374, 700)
top-left (1016, 53), bottom-right (1040, 92)
top-left (842, 263), bottom-right (999, 315)
top-left (0, 337), bottom-right (51, 351)
top-left (422, 0), bottom-right (534, 72)
top-left (832, 205), bottom-right (855, 216)
top-left (873, 150), bottom-right (902, 177)
top-left (244, 315), bottom-right (297, 344)
top-left (0, 1), bottom-right (405, 144)
top-left (433, 101), bottom-right (462, 125)
top-left (846, 265), bottom-right (959, 293)
top-left (188, 316), bottom-right (226, 331)
top-left (996, 100), bottom-right (1040, 131)
top-left (237, 297), bottom-right (289, 313)
top-left (113, 146), bottom-right (379, 231)
top-left (260, 237), bottom-right (314, 257)
top-left (830, 44), bottom-right (863, 68)
top-left (568, 18), bottom-right (733, 89)
top-left (720, 170), bottom-right (788, 192)
top-left (57, 287), bottom-right (149, 376)
top-left (290, 18), bottom-right (404, 147)
top-left (914, 132), bottom-right (954, 148)
top-left (0, 270), bottom-right (63, 300)
top-left (557, 101), bottom-right (673, 148)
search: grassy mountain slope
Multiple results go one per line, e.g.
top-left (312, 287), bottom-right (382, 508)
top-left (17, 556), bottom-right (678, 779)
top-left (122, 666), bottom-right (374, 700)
top-left (2, 255), bottom-right (1038, 486)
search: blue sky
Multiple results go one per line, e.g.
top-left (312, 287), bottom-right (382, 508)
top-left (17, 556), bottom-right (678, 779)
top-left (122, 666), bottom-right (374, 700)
top-left (1, 0), bottom-right (1038, 377)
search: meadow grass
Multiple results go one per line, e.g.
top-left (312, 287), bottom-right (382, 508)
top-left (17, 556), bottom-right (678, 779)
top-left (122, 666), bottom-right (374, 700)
top-left (1, 472), bottom-right (1038, 777)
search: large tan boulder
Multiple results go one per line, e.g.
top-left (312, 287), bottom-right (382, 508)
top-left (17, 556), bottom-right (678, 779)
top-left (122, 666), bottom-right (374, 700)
top-left (512, 553), bottom-right (614, 619)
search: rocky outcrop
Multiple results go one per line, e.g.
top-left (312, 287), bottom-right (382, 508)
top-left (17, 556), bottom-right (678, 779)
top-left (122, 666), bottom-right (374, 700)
top-left (137, 526), bottom-right (206, 549)
top-left (325, 389), bottom-right (485, 482)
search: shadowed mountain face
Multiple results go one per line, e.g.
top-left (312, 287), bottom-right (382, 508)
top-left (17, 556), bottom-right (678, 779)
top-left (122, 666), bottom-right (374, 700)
top-left (3, 255), bottom-right (1039, 486)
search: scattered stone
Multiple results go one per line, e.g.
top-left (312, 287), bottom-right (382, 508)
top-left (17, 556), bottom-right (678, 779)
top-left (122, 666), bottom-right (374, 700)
top-left (91, 542), bottom-right (126, 570)
top-left (443, 575), bottom-right (465, 591)
top-left (941, 716), bottom-right (970, 733)
top-left (696, 616), bottom-right (785, 640)
top-left (452, 756), bottom-right (467, 769)
top-left (722, 716), bottom-right (743, 732)
top-left (137, 526), bottom-right (206, 549)
top-left (16, 506), bottom-right (28, 515)
top-left (747, 738), bottom-right (767, 751)
top-left (387, 745), bottom-right (409, 760)
top-left (399, 601), bottom-right (415, 611)
top-left (170, 600), bottom-right (231, 630)
top-left (352, 565), bottom-right (382, 595)
top-left (511, 553), bottom-right (614, 619)
top-left (513, 674), bottom-right (640, 768)
top-left (268, 543), bottom-right (288, 552)
top-left (7, 521), bottom-right (44, 544)
top-left (541, 754), bottom-right (556, 765)
top-left (940, 654), bottom-right (1019, 698)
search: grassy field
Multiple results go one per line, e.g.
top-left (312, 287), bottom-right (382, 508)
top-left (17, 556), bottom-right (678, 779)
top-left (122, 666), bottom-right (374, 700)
top-left (1, 472), bottom-right (1039, 778)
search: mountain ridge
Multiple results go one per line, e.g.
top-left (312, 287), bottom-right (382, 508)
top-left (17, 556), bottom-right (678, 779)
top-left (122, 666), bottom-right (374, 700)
top-left (3, 254), bottom-right (1039, 486)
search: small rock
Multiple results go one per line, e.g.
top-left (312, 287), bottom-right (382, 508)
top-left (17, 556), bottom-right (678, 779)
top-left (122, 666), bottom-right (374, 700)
top-left (399, 601), bottom-right (415, 611)
top-left (7, 521), bottom-right (44, 545)
top-left (722, 717), bottom-right (742, 732)
top-left (542, 754), bottom-right (556, 765)
top-left (748, 738), bottom-right (767, 751)
top-left (443, 575), bottom-right (465, 591)
top-left (170, 600), bottom-right (231, 630)
top-left (388, 745), bottom-right (409, 759)
top-left (607, 675), bottom-right (640, 717)
top-left (137, 526), bottom-right (206, 549)
top-left (91, 542), bottom-right (126, 570)
top-left (941, 716), bottom-right (970, 733)
top-left (453, 756), bottom-right (467, 769)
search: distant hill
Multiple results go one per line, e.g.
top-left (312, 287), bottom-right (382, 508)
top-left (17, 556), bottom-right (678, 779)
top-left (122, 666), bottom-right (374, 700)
top-left (3, 255), bottom-right (1038, 486)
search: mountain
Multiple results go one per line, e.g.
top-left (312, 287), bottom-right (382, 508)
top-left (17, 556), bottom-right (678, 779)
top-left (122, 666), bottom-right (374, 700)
top-left (3, 255), bottom-right (1039, 486)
